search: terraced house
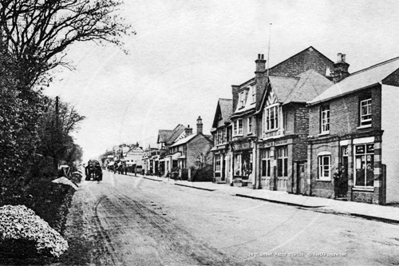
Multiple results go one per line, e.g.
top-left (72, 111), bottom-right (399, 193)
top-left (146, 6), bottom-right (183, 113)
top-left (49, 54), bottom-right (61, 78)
top-left (307, 53), bottom-right (399, 204)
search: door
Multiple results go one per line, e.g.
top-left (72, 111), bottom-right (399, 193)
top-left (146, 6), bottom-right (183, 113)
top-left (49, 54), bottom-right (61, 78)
top-left (340, 146), bottom-right (349, 197)
top-left (222, 155), bottom-right (226, 181)
top-left (296, 162), bottom-right (305, 194)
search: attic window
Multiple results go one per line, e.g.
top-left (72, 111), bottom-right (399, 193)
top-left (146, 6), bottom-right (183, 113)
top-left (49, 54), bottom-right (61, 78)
top-left (239, 91), bottom-right (248, 108)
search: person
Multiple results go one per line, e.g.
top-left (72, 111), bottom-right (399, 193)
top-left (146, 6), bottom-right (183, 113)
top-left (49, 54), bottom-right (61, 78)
top-left (333, 167), bottom-right (342, 199)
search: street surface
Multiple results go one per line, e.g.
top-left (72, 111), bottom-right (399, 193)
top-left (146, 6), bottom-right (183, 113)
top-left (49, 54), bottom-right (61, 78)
top-left (63, 171), bottom-right (399, 265)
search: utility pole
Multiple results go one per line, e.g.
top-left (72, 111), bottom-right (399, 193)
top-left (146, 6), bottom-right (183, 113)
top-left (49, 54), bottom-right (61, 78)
top-left (54, 96), bottom-right (59, 172)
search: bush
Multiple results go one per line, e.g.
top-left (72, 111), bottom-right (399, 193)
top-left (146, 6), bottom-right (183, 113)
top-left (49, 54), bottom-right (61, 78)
top-left (191, 165), bottom-right (213, 182)
top-left (0, 205), bottom-right (68, 258)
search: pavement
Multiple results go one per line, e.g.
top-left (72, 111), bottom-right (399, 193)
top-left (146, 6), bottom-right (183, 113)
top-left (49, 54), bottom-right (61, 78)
top-left (125, 172), bottom-right (399, 225)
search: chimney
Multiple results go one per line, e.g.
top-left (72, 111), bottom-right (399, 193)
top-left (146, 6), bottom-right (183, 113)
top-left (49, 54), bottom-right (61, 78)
top-left (255, 54), bottom-right (266, 74)
top-left (254, 53), bottom-right (267, 107)
top-left (185, 125), bottom-right (193, 136)
top-left (196, 116), bottom-right (203, 134)
top-left (332, 53), bottom-right (350, 83)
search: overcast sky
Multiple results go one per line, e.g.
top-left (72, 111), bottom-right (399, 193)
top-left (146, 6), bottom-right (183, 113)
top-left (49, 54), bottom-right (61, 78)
top-left (43, 0), bottom-right (399, 161)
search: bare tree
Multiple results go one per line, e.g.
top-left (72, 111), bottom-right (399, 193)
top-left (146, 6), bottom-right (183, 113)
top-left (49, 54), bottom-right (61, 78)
top-left (0, 0), bottom-right (134, 88)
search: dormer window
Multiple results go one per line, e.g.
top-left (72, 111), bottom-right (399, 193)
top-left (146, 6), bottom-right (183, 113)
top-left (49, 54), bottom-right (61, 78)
top-left (251, 86), bottom-right (256, 104)
top-left (239, 90), bottom-right (248, 109)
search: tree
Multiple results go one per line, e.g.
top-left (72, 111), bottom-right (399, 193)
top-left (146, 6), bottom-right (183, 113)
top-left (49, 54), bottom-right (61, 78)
top-left (0, 0), bottom-right (134, 88)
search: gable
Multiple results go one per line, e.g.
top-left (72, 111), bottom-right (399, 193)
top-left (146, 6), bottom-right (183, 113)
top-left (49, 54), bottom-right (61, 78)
top-left (266, 88), bottom-right (279, 106)
top-left (270, 46), bottom-right (334, 78)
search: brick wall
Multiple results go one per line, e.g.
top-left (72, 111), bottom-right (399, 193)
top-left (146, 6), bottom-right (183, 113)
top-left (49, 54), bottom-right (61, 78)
top-left (187, 135), bottom-right (213, 169)
top-left (309, 85), bottom-right (382, 137)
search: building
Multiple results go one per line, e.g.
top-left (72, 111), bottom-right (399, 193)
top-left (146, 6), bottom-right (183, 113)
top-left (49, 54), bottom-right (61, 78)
top-left (210, 98), bottom-right (233, 183)
top-left (156, 124), bottom-right (187, 176)
top-left (124, 146), bottom-right (145, 173)
top-left (168, 116), bottom-right (213, 180)
top-left (307, 53), bottom-right (399, 204)
top-left (228, 47), bottom-right (334, 189)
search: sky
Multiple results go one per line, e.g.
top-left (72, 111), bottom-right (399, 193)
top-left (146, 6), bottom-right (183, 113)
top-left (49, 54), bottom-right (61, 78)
top-left (43, 0), bottom-right (399, 162)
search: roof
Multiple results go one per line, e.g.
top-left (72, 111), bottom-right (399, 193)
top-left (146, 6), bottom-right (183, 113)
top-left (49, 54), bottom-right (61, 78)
top-left (170, 134), bottom-right (198, 147)
top-left (284, 69), bottom-right (333, 103)
top-left (219, 98), bottom-right (233, 123)
top-left (309, 56), bottom-right (399, 105)
top-left (157, 124), bottom-right (186, 144)
top-left (269, 76), bottom-right (299, 103)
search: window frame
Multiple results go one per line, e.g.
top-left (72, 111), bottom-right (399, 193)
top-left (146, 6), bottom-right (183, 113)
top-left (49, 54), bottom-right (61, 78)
top-left (359, 98), bottom-right (372, 126)
top-left (276, 146), bottom-right (288, 177)
top-left (233, 119), bottom-right (243, 136)
top-left (320, 105), bottom-right (330, 134)
top-left (247, 117), bottom-right (252, 134)
top-left (317, 155), bottom-right (331, 181)
top-left (354, 144), bottom-right (374, 187)
top-left (265, 104), bottom-right (279, 132)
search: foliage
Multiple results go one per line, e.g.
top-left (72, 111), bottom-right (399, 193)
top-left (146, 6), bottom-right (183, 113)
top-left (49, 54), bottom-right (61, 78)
top-left (0, 205), bottom-right (68, 257)
top-left (191, 165), bottom-right (213, 182)
top-left (0, 0), bottom-right (134, 87)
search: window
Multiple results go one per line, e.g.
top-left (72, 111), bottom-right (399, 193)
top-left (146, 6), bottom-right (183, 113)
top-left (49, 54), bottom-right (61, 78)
top-left (261, 149), bottom-right (271, 177)
top-left (239, 91), bottom-right (248, 108)
top-left (265, 105), bottom-right (279, 131)
top-left (360, 98), bottom-right (372, 126)
top-left (251, 86), bottom-right (256, 103)
top-left (318, 155), bottom-right (331, 180)
top-left (215, 155), bottom-right (221, 172)
top-left (354, 144), bottom-right (374, 187)
top-left (277, 146), bottom-right (288, 177)
top-left (321, 105), bottom-right (330, 133)
top-left (233, 119), bottom-right (243, 136)
top-left (247, 117), bottom-right (252, 133)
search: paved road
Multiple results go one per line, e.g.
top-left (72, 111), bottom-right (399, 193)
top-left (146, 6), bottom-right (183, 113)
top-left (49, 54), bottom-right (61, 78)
top-left (63, 171), bottom-right (399, 266)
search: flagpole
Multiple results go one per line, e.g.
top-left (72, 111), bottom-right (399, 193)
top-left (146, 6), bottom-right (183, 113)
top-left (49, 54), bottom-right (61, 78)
top-left (267, 23), bottom-right (272, 77)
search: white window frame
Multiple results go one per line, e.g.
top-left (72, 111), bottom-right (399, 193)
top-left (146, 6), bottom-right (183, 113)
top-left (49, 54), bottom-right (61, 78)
top-left (318, 155), bottom-right (331, 181)
top-left (251, 86), bottom-right (256, 104)
top-left (265, 105), bottom-right (279, 131)
top-left (321, 105), bottom-right (330, 133)
top-left (239, 91), bottom-right (247, 108)
top-left (360, 98), bottom-right (372, 126)
top-left (354, 143), bottom-right (374, 188)
top-left (233, 119), bottom-right (243, 136)
top-left (247, 117), bottom-right (252, 134)
top-left (215, 155), bottom-right (221, 172)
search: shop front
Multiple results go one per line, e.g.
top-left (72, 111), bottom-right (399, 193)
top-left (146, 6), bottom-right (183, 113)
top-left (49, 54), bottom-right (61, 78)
top-left (211, 144), bottom-right (230, 183)
top-left (232, 140), bottom-right (254, 186)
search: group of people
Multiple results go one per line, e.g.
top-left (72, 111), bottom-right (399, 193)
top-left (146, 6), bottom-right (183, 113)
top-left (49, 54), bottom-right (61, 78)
top-left (333, 166), bottom-right (347, 199)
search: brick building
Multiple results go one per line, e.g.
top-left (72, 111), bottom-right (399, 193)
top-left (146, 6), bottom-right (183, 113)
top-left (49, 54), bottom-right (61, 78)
top-left (227, 47), bottom-right (334, 189)
top-left (168, 117), bottom-right (213, 179)
top-left (307, 53), bottom-right (399, 204)
top-left (210, 99), bottom-right (233, 183)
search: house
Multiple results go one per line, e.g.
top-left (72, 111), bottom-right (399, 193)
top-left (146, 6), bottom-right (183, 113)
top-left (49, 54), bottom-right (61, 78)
top-left (168, 116), bottom-right (213, 180)
top-left (124, 146), bottom-right (145, 173)
top-left (156, 124), bottom-right (186, 176)
top-left (307, 53), bottom-right (399, 204)
top-left (210, 98), bottom-right (233, 183)
top-left (143, 146), bottom-right (159, 175)
top-left (228, 47), bottom-right (334, 189)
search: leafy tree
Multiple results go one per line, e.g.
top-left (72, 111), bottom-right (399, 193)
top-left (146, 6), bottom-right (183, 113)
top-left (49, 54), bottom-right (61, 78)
top-left (0, 0), bottom-right (134, 88)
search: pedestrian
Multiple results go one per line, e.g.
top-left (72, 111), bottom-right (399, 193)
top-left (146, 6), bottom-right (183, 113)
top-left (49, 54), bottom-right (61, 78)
top-left (333, 167), bottom-right (342, 199)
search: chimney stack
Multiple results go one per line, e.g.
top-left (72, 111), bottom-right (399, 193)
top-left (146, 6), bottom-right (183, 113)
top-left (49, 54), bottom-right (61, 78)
top-left (185, 125), bottom-right (193, 136)
top-left (332, 53), bottom-right (350, 83)
top-left (254, 53), bottom-right (267, 107)
top-left (255, 54), bottom-right (266, 74)
top-left (196, 116), bottom-right (203, 134)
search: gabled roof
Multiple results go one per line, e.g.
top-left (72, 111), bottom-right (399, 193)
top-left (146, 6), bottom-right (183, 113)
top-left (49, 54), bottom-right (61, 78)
top-left (308, 56), bottom-right (399, 105)
top-left (212, 98), bottom-right (233, 128)
top-left (170, 134), bottom-right (198, 147)
top-left (284, 69), bottom-right (333, 103)
top-left (157, 124), bottom-right (186, 144)
top-left (257, 69), bottom-right (333, 112)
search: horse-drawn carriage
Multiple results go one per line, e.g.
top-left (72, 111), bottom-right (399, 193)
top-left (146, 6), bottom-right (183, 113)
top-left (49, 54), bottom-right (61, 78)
top-left (85, 160), bottom-right (103, 181)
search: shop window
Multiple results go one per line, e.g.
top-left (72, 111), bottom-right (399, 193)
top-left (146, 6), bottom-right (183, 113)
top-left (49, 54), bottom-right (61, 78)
top-left (320, 105), bottom-right (330, 133)
top-left (277, 146), bottom-right (288, 177)
top-left (354, 144), bottom-right (374, 187)
top-left (261, 149), bottom-right (271, 177)
top-left (360, 98), bottom-right (372, 126)
top-left (318, 155), bottom-right (331, 180)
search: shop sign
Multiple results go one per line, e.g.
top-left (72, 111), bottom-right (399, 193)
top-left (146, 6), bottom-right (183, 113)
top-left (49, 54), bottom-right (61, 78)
top-left (355, 145), bottom-right (365, 154)
top-left (259, 142), bottom-right (274, 149)
top-left (367, 144), bottom-right (374, 153)
top-left (233, 142), bottom-right (251, 150)
top-left (275, 139), bottom-right (289, 146)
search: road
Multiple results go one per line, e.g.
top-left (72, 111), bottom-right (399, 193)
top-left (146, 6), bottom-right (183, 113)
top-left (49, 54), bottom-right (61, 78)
top-left (61, 170), bottom-right (399, 266)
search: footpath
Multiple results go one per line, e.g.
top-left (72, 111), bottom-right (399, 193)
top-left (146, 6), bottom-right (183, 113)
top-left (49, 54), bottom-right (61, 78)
top-left (129, 173), bottom-right (399, 225)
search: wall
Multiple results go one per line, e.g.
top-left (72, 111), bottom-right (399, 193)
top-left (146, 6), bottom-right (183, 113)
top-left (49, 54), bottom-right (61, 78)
top-left (381, 84), bottom-right (399, 203)
top-left (187, 135), bottom-right (213, 169)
